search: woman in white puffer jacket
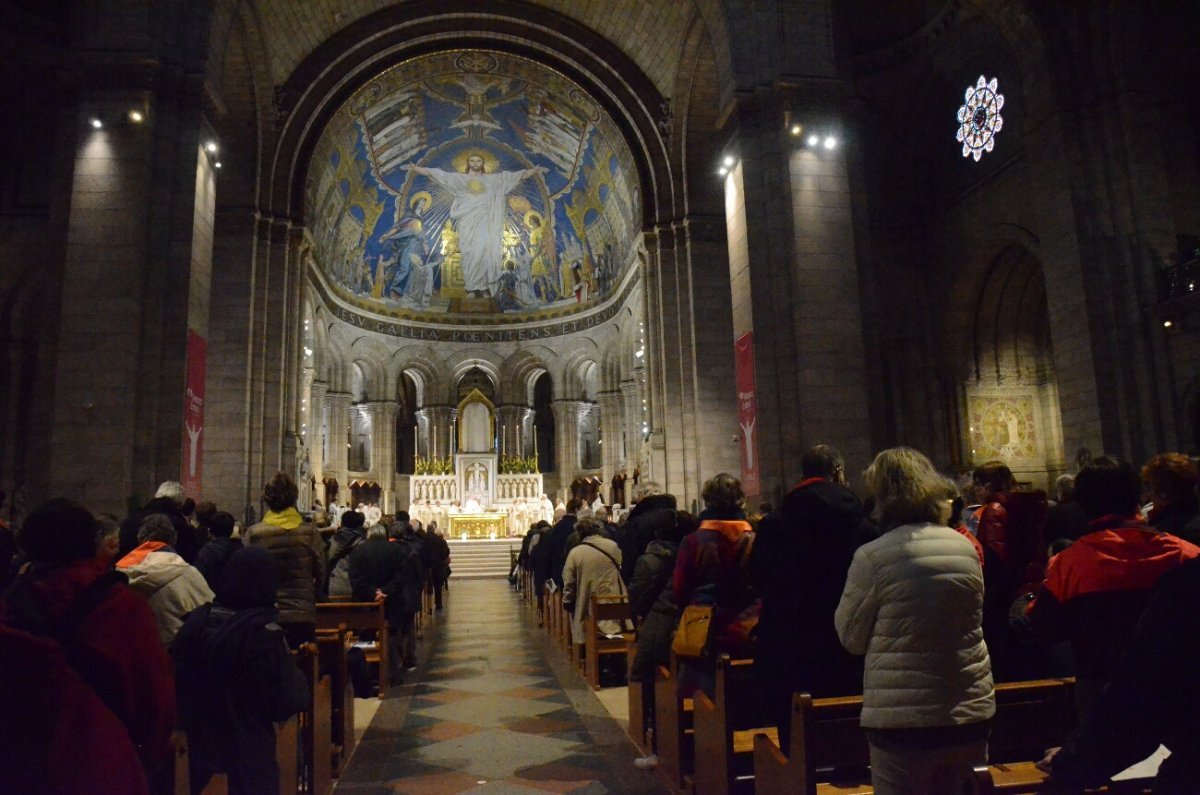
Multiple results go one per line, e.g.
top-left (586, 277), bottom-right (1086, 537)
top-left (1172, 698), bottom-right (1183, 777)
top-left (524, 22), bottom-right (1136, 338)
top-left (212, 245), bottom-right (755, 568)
top-left (835, 447), bottom-right (994, 794)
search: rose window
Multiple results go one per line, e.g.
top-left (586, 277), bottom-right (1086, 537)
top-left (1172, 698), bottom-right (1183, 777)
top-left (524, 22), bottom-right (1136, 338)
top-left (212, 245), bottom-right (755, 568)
top-left (956, 76), bottom-right (1004, 161)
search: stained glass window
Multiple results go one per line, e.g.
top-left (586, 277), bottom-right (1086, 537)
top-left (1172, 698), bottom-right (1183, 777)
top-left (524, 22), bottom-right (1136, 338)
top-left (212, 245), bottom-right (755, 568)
top-left (956, 76), bottom-right (1004, 161)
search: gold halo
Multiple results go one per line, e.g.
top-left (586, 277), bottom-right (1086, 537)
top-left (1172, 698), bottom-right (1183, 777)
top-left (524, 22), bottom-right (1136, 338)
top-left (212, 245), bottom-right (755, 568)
top-left (523, 210), bottom-right (544, 229)
top-left (450, 148), bottom-right (502, 174)
top-left (408, 191), bottom-right (432, 212)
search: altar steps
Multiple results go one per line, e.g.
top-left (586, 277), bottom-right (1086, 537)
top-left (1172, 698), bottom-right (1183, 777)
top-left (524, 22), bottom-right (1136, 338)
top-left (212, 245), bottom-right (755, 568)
top-left (446, 539), bottom-right (520, 580)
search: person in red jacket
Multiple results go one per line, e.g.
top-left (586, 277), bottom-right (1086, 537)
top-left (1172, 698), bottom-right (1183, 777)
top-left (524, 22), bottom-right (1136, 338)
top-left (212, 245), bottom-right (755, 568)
top-left (1023, 457), bottom-right (1200, 717)
top-left (1, 499), bottom-right (177, 788)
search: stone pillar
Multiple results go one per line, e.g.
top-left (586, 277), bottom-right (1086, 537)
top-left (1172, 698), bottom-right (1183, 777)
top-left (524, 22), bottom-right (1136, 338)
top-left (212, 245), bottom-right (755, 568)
top-left (551, 400), bottom-right (585, 490)
top-left (520, 408), bottom-right (536, 460)
top-left (722, 85), bottom-right (872, 496)
top-left (496, 405), bottom-right (526, 461)
top-left (46, 86), bottom-right (221, 514)
top-left (308, 380), bottom-right (328, 505)
top-left (421, 406), bottom-right (456, 462)
top-left (368, 400), bottom-right (400, 512)
top-left (597, 390), bottom-right (624, 490)
top-left (324, 391), bottom-right (351, 495)
top-left (620, 378), bottom-right (644, 471)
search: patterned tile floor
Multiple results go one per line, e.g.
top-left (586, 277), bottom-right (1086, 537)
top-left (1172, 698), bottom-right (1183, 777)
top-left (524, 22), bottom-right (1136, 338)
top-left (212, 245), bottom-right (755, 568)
top-left (336, 581), bottom-right (669, 794)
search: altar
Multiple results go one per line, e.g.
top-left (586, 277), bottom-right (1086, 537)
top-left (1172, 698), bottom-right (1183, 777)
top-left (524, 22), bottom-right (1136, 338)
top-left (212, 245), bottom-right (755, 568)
top-left (406, 388), bottom-right (544, 536)
top-left (448, 513), bottom-right (508, 539)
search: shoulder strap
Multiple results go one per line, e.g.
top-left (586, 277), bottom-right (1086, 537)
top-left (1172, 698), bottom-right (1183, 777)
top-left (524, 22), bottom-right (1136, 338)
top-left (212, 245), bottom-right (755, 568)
top-left (6, 568), bottom-right (125, 645)
top-left (584, 543), bottom-right (627, 595)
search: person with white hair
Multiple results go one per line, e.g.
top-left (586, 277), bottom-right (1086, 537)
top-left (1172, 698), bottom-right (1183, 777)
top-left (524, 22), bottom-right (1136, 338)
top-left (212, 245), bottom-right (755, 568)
top-left (117, 513), bottom-right (214, 646)
top-left (119, 480), bottom-right (204, 563)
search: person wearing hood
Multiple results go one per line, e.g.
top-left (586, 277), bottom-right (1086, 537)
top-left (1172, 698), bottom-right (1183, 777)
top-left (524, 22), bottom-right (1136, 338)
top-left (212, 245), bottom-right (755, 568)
top-left (171, 546), bottom-right (309, 795)
top-left (751, 445), bottom-right (877, 750)
top-left (244, 472), bottom-right (326, 647)
top-left (673, 473), bottom-right (759, 697)
top-left (325, 510), bottom-right (367, 598)
top-left (194, 511), bottom-right (241, 590)
top-left (116, 513), bottom-right (214, 646)
top-left (625, 484), bottom-right (677, 560)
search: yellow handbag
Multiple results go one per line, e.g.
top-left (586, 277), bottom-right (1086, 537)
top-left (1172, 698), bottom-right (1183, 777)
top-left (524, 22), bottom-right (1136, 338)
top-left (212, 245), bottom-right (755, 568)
top-left (671, 604), bottom-right (715, 658)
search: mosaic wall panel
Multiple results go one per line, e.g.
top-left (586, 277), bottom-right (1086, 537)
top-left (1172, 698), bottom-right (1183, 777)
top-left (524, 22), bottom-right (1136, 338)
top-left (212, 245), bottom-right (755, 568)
top-left (306, 50), bottom-right (641, 325)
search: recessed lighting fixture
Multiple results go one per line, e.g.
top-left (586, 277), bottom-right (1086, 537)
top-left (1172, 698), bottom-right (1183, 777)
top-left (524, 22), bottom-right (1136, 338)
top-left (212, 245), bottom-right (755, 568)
top-left (1163, 320), bottom-right (1174, 328)
top-left (214, 161), bottom-right (223, 169)
top-left (722, 155), bottom-right (734, 167)
top-left (205, 141), bottom-right (219, 154)
top-left (90, 118), bottom-right (103, 129)
top-left (807, 134), bottom-right (819, 147)
top-left (717, 167), bottom-right (728, 176)
top-left (790, 124), bottom-right (802, 136)
top-left (824, 136), bottom-right (838, 149)
top-left (128, 110), bottom-right (144, 123)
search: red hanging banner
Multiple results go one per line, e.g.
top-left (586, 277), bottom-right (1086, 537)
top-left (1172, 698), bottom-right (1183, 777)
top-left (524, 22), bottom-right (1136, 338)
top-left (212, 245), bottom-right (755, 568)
top-left (734, 332), bottom-right (760, 497)
top-left (182, 329), bottom-right (207, 498)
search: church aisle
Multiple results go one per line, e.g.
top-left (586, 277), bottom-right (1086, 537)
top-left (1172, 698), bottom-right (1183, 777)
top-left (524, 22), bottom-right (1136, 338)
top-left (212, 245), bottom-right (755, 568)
top-left (335, 580), bottom-right (668, 794)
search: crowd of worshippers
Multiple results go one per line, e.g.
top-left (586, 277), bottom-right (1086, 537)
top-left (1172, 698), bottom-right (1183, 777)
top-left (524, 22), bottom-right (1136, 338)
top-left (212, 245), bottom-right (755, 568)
top-left (0, 471), bottom-right (451, 795)
top-left (515, 446), bottom-right (1200, 793)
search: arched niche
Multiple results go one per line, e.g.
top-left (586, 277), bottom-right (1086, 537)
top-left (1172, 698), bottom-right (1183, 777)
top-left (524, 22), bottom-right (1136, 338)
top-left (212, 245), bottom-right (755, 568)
top-left (457, 388), bottom-right (496, 454)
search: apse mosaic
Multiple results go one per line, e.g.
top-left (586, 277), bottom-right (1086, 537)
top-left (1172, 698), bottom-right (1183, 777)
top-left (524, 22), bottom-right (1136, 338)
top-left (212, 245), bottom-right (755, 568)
top-left (306, 50), bottom-right (642, 324)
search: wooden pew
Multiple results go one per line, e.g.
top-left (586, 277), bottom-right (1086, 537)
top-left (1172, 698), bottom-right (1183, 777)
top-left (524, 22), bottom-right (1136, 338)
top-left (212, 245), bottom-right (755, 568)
top-left (295, 642), bottom-right (333, 795)
top-left (653, 656), bottom-right (695, 790)
top-left (316, 601), bottom-right (389, 693)
top-left (316, 625), bottom-right (356, 777)
top-left (276, 716), bottom-right (300, 795)
top-left (627, 640), bottom-right (650, 753)
top-left (754, 679), bottom-right (1079, 795)
top-left (692, 656), bottom-right (778, 795)
top-left (751, 693), bottom-right (871, 795)
top-left (582, 594), bottom-right (634, 690)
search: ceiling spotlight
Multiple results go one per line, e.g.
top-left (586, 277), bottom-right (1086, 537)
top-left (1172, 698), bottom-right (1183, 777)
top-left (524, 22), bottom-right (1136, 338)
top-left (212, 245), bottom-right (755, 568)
top-left (90, 118), bottom-right (103, 129)
top-left (824, 136), bottom-right (838, 149)
top-left (128, 110), bottom-right (144, 124)
top-left (790, 124), bottom-right (802, 136)
top-left (807, 134), bottom-right (819, 147)
top-left (718, 167), bottom-right (728, 176)
top-left (205, 141), bottom-right (219, 154)
top-left (1163, 320), bottom-right (1174, 328)
top-left (214, 161), bottom-right (223, 169)
top-left (722, 155), bottom-right (735, 167)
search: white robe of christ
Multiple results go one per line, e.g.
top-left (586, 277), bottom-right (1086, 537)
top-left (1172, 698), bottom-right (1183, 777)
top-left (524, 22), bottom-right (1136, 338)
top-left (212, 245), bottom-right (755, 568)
top-left (422, 167), bottom-right (527, 293)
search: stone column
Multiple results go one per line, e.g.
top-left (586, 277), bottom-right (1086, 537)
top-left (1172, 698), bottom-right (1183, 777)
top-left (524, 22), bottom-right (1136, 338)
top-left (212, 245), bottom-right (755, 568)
top-left (597, 390), bottom-right (624, 490)
top-left (422, 406), bottom-right (456, 462)
top-left (520, 408), bottom-right (536, 460)
top-left (551, 400), bottom-right (585, 489)
top-left (368, 400), bottom-right (400, 512)
top-left (496, 405), bottom-right (526, 461)
top-left (308, 380), bottom-right (328, 504)
top-left (620, 378), bottom-right (643, 471)
top-left (324, 391), bottom-right (351, 494)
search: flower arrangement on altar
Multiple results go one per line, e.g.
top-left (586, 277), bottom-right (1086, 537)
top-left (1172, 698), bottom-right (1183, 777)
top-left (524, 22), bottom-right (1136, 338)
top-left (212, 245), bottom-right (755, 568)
top-left (413, 456), bottom-right (454, 475)
top-left (499, 455), bottom-right (539, 474)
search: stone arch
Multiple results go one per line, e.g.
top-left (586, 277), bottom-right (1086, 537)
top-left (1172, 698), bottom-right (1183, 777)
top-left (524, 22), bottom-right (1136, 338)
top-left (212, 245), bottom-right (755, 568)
top-left (263, 0), bottom-right (677, 234)
top-left (448, 353), bottom-right (505, 405)
top-left (388, 351), bottom-right (443, 408)
top-left (559, 344), bottom-right (602, 400)
top-left (498, 347), bottom-right (556, 406)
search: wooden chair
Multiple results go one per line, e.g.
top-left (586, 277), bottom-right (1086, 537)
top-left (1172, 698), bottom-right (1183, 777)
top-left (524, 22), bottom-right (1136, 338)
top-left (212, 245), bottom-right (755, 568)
top-left (582, 594), bottom-right (634, 690)
top-left (315, 625), bottom-right (356, 777)
top-left (316, 601), bottom-right (389, 693)
top-left (692, 656), bottom-right (777, 795)
top-left (653, 656), bottom-right (695, 790)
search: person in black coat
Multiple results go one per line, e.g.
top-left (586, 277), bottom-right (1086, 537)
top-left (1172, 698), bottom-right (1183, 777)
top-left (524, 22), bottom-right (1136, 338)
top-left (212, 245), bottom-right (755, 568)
top-left (624, 491), bottom-right (678, 561)
top-left (427, 527), bottom-right (451, 608)
top-left (350, 524), bottom-right (420, 674)
top-left (1044, 556), bottom-right (1200, 792)
top-left (120, 482), bottom-right (206, 563)
top-left (750, 445), bottom-right (877, 750)
top-left (171, 546), bottom-right (309, 795)
top-left (533, 498), bottom-right (581, 593)
top-left (194, 512), bottom-right (241, 590)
